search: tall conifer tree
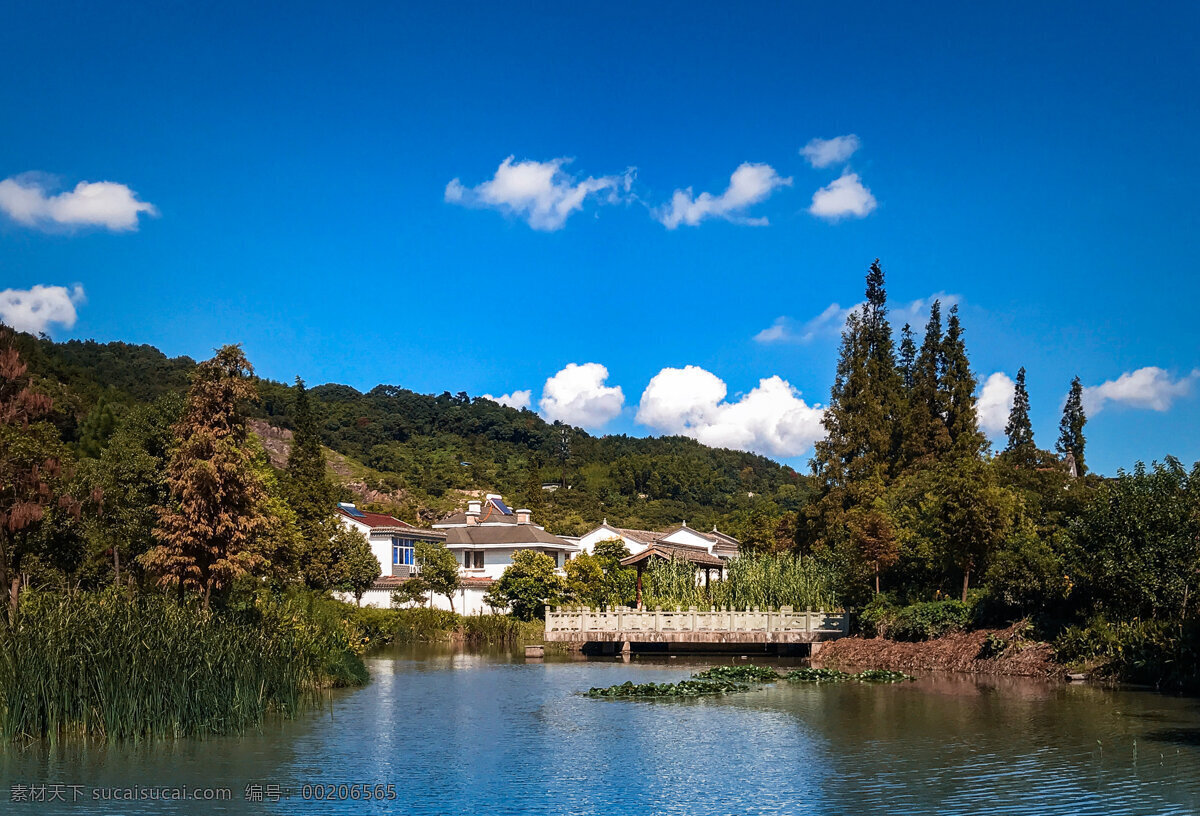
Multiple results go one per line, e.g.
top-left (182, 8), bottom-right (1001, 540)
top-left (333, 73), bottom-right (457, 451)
top-left (287, 377), bottom-right (334, 537)
top-left (1003, 367), bottom-right (1036, 461)
top-left (901, 300), bottom-right (950, 464)
top-left (1057, 376), bottom-right (1087, 475)
top-left (143, 345), bottom-right (269, 610)
top-left (940, 305), bottom-right (985, 457)
top-left (897, 323), bottom-right (916, 390)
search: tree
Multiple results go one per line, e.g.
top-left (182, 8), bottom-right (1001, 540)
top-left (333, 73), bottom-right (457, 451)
top-left (0, 329), bottom-right (78, 621)
top-left (940, 305), bottom-right (985, 458)
top-left (926, 459), bottom-right (1014, 602)
top-left (391, 576), bottom-right (430, 607)
top-left (79, 395), bottom-right (179, 587)
top-left (847, 505), bottom-right (899, 595)
top-left (1057, 376), bottom-right (1087, 476)
top-left (592, 538), bottom-right (636, 606)
top-left (897, 322), bottom-right (916, 390)
top-left (416, 540), bottom-right (461, 612)
top-left (331, 524), bottom-right (379, 605)
top-left (901, 300), bottom-right (950, 465)
top-left (142, 345), bottom-right (270, 610)
top-left (286, 377), bottom-right (333, 537)
top-left (1066, 459), bottom-right (1199, 619)
top-left (1003, 367), bottom-right (1036, 463)
top-left (484, 549), bottom-right (565, 620)
top-left (564, 551), bottom-right (605, 606)
top-left (813, 260), bottom-right (903, 489)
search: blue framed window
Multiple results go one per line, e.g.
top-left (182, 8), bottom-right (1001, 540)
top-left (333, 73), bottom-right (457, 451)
top-left (392, 538), bottom-right (416, 566)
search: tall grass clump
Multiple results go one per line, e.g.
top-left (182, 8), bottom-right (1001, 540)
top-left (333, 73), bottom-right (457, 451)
top-left (642, 553), bottom-right (839, 610)
top-left (459, 614), bottom-right (544, 645)
top-left (0, 588), bottom-right (367, 742)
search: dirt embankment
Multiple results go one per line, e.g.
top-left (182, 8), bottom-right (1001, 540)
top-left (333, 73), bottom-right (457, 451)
top-left (814, 622), bottom-right (1061, 678)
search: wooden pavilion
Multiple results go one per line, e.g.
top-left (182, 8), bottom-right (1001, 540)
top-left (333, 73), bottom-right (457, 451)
top-left (619, 542), bottom-right (725, 609)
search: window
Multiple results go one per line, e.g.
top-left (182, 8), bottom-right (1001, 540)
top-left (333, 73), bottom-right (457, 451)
top-left (392, 538), bottom-right (415, 566)
top-left (463, 551), bottom-right (484, 569)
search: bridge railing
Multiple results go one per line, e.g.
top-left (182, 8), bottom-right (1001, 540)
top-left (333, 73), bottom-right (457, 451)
top-left (544, 606), bottom-right (849, 636)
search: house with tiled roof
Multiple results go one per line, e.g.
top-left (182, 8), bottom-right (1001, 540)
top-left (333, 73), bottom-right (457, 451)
top-left (575, 520), bottom-right (741, 561)
top-left (335, 502), bottom-right (446, 579)
top-left (433, 494), bottom-right (579, 579)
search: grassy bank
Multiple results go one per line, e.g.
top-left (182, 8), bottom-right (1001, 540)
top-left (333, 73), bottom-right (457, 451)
top-left (346, 605), bottom-right (545, 647)
top-left (0, 589), bottom-right (368, 742)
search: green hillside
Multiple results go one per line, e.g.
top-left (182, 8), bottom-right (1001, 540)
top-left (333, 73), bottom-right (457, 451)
top-left (18, 332), bottom-right (810, 542)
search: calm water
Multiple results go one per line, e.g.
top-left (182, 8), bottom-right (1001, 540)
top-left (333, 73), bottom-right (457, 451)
top-left (3, 646), bottom-right (1199, 815)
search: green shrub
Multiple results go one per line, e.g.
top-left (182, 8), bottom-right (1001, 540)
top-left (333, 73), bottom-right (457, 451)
top-left (863, 599), bottom-right (973, 641)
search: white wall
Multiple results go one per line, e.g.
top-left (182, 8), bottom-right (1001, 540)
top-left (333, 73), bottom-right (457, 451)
top-left (575, 528), bottom-right (650, 556)
top-left (340, 585), bottom-right (503, 616)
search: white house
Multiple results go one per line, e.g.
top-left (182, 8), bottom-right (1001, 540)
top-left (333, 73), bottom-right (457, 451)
top-left (575, 520), bottom-right (741, 561)
top-left (341, 495), bottom-right (578, 614)
top-left (335, 502), bottom-right (446, 578)
top-left (433, 493), bottom-right (578, 589)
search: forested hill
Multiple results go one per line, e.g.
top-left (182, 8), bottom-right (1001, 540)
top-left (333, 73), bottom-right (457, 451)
top-left (16, 332), bottom-right (811, 541)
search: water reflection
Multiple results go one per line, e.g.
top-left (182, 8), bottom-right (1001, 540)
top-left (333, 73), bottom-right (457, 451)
top-left (2, 644), bottom-right (1197, 815)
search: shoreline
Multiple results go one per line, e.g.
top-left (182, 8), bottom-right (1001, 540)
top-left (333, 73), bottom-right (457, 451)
top-left (813, 622), bottom-right (1061, 679)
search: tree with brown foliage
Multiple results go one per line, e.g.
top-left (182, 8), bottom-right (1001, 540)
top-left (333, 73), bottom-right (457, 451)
top-left (0, 328), bottom-right (78, 621)
top-left (141, 345), bottom-right (269, 610)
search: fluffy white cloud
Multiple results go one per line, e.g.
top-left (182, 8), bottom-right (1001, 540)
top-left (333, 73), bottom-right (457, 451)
top-left (0, 284), bottom-right (85, 335)
top-left (1082, 367), bottom-right (1200, 415)
top-left (0, 175), bottom-right (157, 231)
top-left (808, 172), bottom-right (877, 220)
top-left (635, 365), bottom-right (824, 458)
top-left (655, 162), bottom-right (791, 229)
top-left (481, 390), bottom-right (532, 411)
top-left (800, 135), bottom-right (861, 168)
top-left (977, 372), bottom-right (1015, 434)
top-left (755, 293), bottom-right (959, 344)
top-left (539, 363), bottom-right (624, 428)
top-left (445, 156), bottom-right (632, 231)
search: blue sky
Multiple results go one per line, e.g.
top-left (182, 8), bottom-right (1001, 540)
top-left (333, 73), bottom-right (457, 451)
top-left (2, 1), bottom-right (1198, 474)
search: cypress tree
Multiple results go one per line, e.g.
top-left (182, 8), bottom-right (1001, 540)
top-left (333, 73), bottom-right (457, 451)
top-left (287, 377), bottom-right (334, 536)
top-left (901, 300), bottom-right (950, 465)
top-left (812, 259), bottom-right (903, 489)
top-left (144, 345), bottom-right (269, 610)
top-left (1057, 376), bottom-right (1087, 475)
top-left (940, 305), bottom-right (985, 457)
top-left (808, 260), bottom-right (904, 595)
top-left (1003, 367), bottom-right (1036, 462)
top-left (897, 323), bottom-right (916, 391)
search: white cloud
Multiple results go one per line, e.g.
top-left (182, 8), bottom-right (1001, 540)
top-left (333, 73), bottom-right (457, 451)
top-left (755, 293), bottom-right (959, 344)
top-left (539, 363), bottom-right (624, 428)
top-left (1082, 367), bottom-right (1200, 415)
top-left (445, 156), bottom-right (632, 231)
top-left (655, 162), bottom-right (792, 229)
top-left (635, 365), bottom-right (825, 458)
top-left (0, 284), bottom-right (86, 335)
top-left (0, 175), bottom-right (157, 231)
top-left (481, 390), bottom-right (532, 411)
top-left (808, 172), bottom-right (877, 220)
top-left (977, 372), bottom-right (1015, 434)
top-left (800, 135), bottom-right (861, 168)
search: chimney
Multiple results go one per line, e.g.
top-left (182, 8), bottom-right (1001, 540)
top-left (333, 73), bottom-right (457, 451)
top-left (516, 509), bottom-right (532, 525)
top-left (466, 500), bottom-right (481, 525)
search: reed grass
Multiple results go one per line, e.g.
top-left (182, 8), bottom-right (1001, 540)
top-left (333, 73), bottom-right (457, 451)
top-left (0, 588), bottom-right (367, 742)
top-left (643, 552), bottom-right (839, 611)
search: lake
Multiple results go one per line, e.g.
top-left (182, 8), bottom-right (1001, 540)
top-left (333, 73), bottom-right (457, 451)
top-left (3, 646), bottom-right (1199, 815)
